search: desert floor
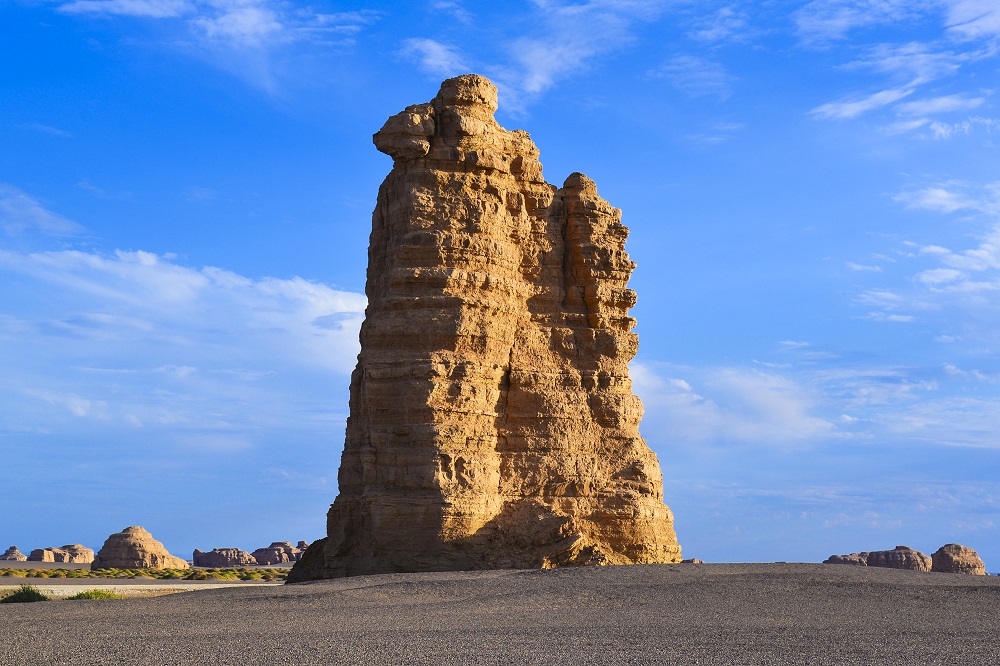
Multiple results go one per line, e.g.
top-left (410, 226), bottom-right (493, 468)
top-left (2, 563), bottom-right (999, 665)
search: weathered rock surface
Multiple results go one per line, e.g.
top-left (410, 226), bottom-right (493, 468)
top-left (27, 544), bottom-right (94, 563)
top-left (823, 553), bottom-right (868, 566)
top-left (0, 546), bottom-right (27, 561)
top-left (866, 546), bottom-right (932, 571)
top-left (193, 548), bottom-right (257, 567)
top-left (290, 74), bottom-right (681, 582)
top-left (91, 526), bottom-right (189, 570)
top-left (251, 542), bottom-right (304, 565)
top-left (824, 546), bottom-right (931, 571)
top-left (932, 544), bottom-right (986, 575)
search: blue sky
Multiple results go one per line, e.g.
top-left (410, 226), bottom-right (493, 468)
top-left (3, 0), bottom-right (1000, 568)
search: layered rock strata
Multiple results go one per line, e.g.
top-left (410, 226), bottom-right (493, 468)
top-left (290, 74), bottom-right (681, 582)
top-left (0, 546), bottom-right (27, 562)
top-left (28, 544), bottom-right (94, 564)
top-left (251, 541), bottom-right (304, 565)
top-left (193, 548), bottom-right (257, 567)
top-left (932, 544), bottom-right (986, 575)
top-left (92, 526), bottom-right (189, 570)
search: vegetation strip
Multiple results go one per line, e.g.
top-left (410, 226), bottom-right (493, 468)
top-left (0, 567), bottom-right (288, 581)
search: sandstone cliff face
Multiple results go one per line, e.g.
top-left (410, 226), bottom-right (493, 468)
top-left (0, 546), bottom-right (27, 562)
top-left (28, 544), bottom-right (94, 564)
top-left (932, 544), bottom-right (986, 575)
top-left (92, 526), bottom-right (189, 570)
top-left (193, 548), bottom-right (257, 567)
top-left (290, 74), bottom-right (680, 582)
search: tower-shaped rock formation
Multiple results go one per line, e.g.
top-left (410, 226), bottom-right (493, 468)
top-left (290, 74), bottom-right (681, 581)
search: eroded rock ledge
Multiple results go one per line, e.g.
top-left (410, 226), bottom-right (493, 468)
top-left (290, 74), bottom-right (681, 581)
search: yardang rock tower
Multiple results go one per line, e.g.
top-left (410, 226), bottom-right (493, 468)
top-left (289, 74), bottom-right (681, 581)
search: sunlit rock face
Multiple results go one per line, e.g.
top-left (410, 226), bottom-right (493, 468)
top-left (28, 544), bottom-right (94, 564)
top-left (932, 544), bottom-right (986, 575)
top-left (289, 74), bottom-right (681, 582)
top-left (1, 546), bottom-right (28, 562)
top-left (92, 526), bottom-right (189, 570)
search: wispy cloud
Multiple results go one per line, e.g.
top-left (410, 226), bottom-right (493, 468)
top-left (945, 0), bottom-right (1000, 39)
top-left (895, 181), bottom-right (1000, 214)
top-left (25, 123), bottom-right (74, 138)
top-left (810, 86), bottom-right (914, 119)
top-left (463, 0), bottom-right (672, 107)
top-left (795, 0), bottom-right (936, 42)
top-left (59, 0), bottom-right (192, 19)
top-left (0, 184), bottom-right (85, 237)
top-left (0, 248), bottom-right (366, 448)
top-left (53, 0), bottom-right (382, 90)
top-left (687, 5), bottom-right (750, 43)
top-left (652, 55), bottom-right (733, 99)
top-left (633, 362), bottom-right (836, 445)
top-left (896, 93), bottom-right (984, 115)
top-left (400, 38), bottom-right (468, 78)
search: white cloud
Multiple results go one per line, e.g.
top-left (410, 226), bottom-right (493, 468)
top-left (895, 181), bottom-right (1000, 214)
top-left (633, 362), bottom-right (835, 445)
top-left (847, 262), bottom-right (883, 271)
top-left (190, 3), bottom-right (284, 49)
top-left (0, 248), bottom-right (367, 462)
top-left (0, 184), bottom-right (85, 237)
top-left (917, 267), bottom-right (965, 284)
top-left (0, 248), bottom-right (366, 373)
top-left (810, 86), bottom-right (914, 119)
top-left (400, 38), bottom-right (468, 78)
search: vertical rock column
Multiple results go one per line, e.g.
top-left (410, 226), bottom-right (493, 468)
top-left (290, 74), bottom-right (680, 582)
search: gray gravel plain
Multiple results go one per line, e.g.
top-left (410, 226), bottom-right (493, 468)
top-left (2, 563), bottom-right (1000, 665)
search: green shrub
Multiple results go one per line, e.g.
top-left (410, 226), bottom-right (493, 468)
top-left (67, 589), bottom-right (124, 600)
top-left (1, 585), bottom-right (49, 603)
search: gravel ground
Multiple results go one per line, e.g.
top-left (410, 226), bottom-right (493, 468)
top-left (2, 563), bottom-right (999, 665)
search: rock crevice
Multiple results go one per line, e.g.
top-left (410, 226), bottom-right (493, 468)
top-left (290, 74), bottom-right (681, 582)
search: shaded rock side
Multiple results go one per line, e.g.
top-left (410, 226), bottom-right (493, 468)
top-left (290, 74), bottom-right (681, 582)
top-left (27, 544), bottom-right (94, 563)
top-left (251, 541), bottom-right (304, 565)
top-left (91, 526), bottom-right (189, 570)
top-left (824, 546), bottom-right (931, 571)
top-left (932, 544), bottom-right (986, 575)
top-left (0, 546), bottom-right (27, 562)
top-left (193, 548), bottom-right (257, 567)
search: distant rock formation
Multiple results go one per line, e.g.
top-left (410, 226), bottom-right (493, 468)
top-left (826, 544), bottom-right (987, 574)
top-left (27, 544), bottom-right (94, 564)
top-left (931, 544), bottom-right (986, 575)
top-left (92, 526), bottom-right (189, 570)
top-left (824, 553), bottom-right (868, 567)
top-left (866, 546), bottom-right (931, 571)
top-left (251, 542), bottom-right (304, 565)
top-left (192, 548), bottom-right (257, 568)
top-left (0, 546), bottom-right (27, 561)
top-left (289, 74), bottom-right (680, 582)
